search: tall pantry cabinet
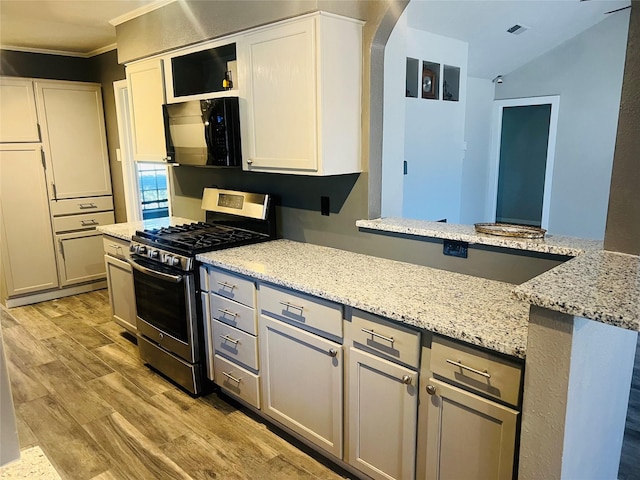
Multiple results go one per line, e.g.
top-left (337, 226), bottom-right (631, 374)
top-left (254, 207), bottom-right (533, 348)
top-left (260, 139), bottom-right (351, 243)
top-left (0, 77), bottom-right (114, 306)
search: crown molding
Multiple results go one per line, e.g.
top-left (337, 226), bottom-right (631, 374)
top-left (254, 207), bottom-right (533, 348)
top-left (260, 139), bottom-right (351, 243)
top-left (109, 0), bottom-right (178, 27)
top-left (0, 43), bottom-right (117, 58)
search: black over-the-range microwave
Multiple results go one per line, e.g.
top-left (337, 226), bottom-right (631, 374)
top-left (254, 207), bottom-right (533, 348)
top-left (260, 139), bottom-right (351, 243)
top-left (163, 97), bottom-right (241, 167)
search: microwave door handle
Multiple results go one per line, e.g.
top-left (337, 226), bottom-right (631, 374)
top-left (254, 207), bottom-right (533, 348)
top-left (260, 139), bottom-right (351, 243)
top-left (129, 259), bottom-right (184, 283)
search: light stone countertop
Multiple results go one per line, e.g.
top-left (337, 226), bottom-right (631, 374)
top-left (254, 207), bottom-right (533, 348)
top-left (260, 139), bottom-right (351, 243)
top-left (97, 217), bottom-right (197, 240)
top-left (513, 250), bottom-right (640, 332)
top-left (356, 217), bottom-right (603, 257)
top-left (197, 239), bottom-right (530, 358)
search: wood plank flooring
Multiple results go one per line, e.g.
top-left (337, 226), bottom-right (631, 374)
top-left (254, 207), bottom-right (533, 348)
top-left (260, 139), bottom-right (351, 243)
top-left (1, 291), bottom-right (351, 480)
top-left (3, 291), bottom-right (639, 479)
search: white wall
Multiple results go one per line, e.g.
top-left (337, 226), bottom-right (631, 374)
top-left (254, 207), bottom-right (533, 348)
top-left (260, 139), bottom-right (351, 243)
top-left (460, 77), bottom-right (494, 224)
top-left (402, 28), bottom-right (468, 222)
top-left (381, 5), bottom-right (469, 222)
top-left (495, 11), bottom-right (630, 239)
top-left (381, 11), bottom-right (407, 218)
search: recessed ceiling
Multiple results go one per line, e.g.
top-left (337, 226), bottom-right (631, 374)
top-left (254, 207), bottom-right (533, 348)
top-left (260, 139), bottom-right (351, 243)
top-left (406, 0), bottom-right (632, 79)
top-left (0, 0), bottom-right (171, 57)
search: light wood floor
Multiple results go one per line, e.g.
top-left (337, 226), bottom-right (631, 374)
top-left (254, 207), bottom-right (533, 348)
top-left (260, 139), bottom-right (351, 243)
top-left (1, 291), bottom-right (351, 480)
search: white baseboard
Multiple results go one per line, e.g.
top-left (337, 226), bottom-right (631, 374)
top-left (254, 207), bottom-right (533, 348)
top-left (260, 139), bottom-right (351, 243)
top-left (5, 281), bottom-right (107, 308)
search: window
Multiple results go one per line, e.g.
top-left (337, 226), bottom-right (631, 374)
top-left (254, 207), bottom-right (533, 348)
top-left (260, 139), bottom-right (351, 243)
top-left (137, 163), bottom-right (169, 219)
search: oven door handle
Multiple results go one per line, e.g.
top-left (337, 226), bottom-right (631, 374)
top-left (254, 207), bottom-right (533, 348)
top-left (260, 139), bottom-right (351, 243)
top-left (129, 259), bottom-right (184, 284)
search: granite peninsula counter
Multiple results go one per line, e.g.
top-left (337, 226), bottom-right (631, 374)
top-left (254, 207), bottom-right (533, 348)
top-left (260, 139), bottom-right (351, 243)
top-left (356, 217), bottom-right (603, 257)
top-left (197, 239), bottom-right (531, 358)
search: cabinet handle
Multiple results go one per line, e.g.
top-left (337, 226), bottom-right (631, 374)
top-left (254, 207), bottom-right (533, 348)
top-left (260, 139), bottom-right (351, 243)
top-left (445, 359), bottom-right (491, 379)
top-left (79, 203), bottom-right (97, 209)
top-left (217, 308), bottom-right (239, 318)
top-left (58, 240), bottom-right (65, 259)
top-left (426, 384), bottom-right (437, 395)
top-left (219, 334), bottom-right (239, 345)
top-left (51, 182), bottom-right (57, 199)
top-left (222, 371), bottom-right (242, 383)
top-left (81, 219), bottom-right (99, 226)
top-left (217, 281), bottom-right (236, 290)
top-left (279, 301), bottom-right (304, 312)
top-left (109, 244), bottom-right (123, 251)
top-left (401, 375), bottom-right (412, 385)
top-left (361, 328), bottom-right (394, 345)
top-left (328, 348), bottom-right (338, 357)
top-left (247, 158), bottom-right (253, 165)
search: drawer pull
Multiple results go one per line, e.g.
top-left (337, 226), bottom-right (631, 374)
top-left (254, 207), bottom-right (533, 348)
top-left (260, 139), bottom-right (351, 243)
top-left (78, 203), bottom-right (97, 209)
top-left (222, 371), bottom-right (242, 383)
top-left (81, 219), bottom-right (99, 226)
top-left (328, 348), bottom-right (338, 357)
top-left (426, 384), bottom-right (437, 395)
top-left (217, 308), bottom-right (239, 318)
top-left (279, 301), bottom-right (304, 312)
top-left (361, 328), bottom-right (394, 345)
top-left (401, 375), bottom-right (412, 385)
top-left (217, 281), bottom-right (236, 290)
top-left (109, 244), bottom-right (123, 250)
top-left (219, 334), bottom-right (240, 345)
top-left (446, 359), bottom-right (491, 379)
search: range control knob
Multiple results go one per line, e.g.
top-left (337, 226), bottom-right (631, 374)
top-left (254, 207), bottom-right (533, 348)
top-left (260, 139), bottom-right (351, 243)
top-left (170, 256), bottom-right (181, 267)
top-left (149, 250), bottom-right (159, 259)
top-left (136, 245), bottom-right (147, 254)
top-left (129, 244), bottom-right (136, 253)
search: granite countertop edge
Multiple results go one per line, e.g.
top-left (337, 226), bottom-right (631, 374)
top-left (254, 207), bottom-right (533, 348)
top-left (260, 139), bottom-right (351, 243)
top-left (512, 250), bottom-right (640, 332)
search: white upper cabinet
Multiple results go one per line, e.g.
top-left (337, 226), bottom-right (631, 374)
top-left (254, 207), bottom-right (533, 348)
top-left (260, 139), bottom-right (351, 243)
top-left (35, 80), bottom-right (112, 199)
top-left (238, 12), bottom-right (363, 175)
top-left (126, 58), bottom-right (167, 162)
top-left (0, 77), bottom-right (40, 143)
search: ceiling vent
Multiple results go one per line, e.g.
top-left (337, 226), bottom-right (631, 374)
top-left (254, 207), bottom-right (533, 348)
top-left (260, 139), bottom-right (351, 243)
top-left (507, 24), bottom-right (529, 35)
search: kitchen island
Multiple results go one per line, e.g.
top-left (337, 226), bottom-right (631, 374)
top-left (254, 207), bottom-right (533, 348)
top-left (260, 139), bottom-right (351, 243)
top-left (98, 218), bottom-right (639, 480)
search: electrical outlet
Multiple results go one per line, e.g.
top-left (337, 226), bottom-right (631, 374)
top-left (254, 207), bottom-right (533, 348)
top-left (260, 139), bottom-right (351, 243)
top-left (321, 196), bottom-right (330, 216)
top-left (443, 240), bottom-right (468, 258)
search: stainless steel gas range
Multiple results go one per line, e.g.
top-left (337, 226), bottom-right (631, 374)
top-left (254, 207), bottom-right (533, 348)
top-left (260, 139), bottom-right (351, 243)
top-left (129, 188), bottom-right (275, 395)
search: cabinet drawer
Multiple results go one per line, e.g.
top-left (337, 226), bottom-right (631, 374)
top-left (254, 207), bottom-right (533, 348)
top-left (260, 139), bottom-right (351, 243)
top-left (209, 294), bottom-right (257, 335)
top-left (259, 284), bottom-right (343, 339)
top-left (212, 320), bottom-right (259, 371)
top-left (351, 310), bottom-right (421, 369)
top-left (103, 236), bottom-right (130, 260)
top-left (430, 336), bottom-right (523, 407)
top-left (53, 211), bottom-right (115, 233)
top-left (50, 196), bottom-right (114, 216)
top-left (214, 354), bottom-right (260, 409)
top-left (209, 269), bottom-right (255, 308)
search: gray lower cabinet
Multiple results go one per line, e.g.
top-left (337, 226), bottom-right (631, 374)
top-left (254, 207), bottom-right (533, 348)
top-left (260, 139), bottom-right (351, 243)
top-left (103, 236), bottom-right (136, 333)
top-left (424, 377), bottom-right (518, 480)
top-left (348, 347), bottom-right (419, 480)
top-left (259, 314), bottom-right (343, 459)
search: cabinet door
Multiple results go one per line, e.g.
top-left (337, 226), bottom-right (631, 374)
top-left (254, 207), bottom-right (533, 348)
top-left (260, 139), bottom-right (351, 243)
top-left (126, 59), bottom-right (167, 162)
top-left (425, 378), bottom-right (518, 480)
top-left (348, 348), bottom-right (418, 480)
top-left (0, 145), bottom-right (59, 296)
top-left (0, 78), bottom-right (40, 142)
top-left (56, 230), bottom-right (106, 286)
top-left (35, 81), bottom-right (112, 199)
top-left (104, 254), bottom-right (136, 333)
top-left (241, 18), bottom-right (317, 172)
top-left (260, 314), bottom-right (342, 458)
